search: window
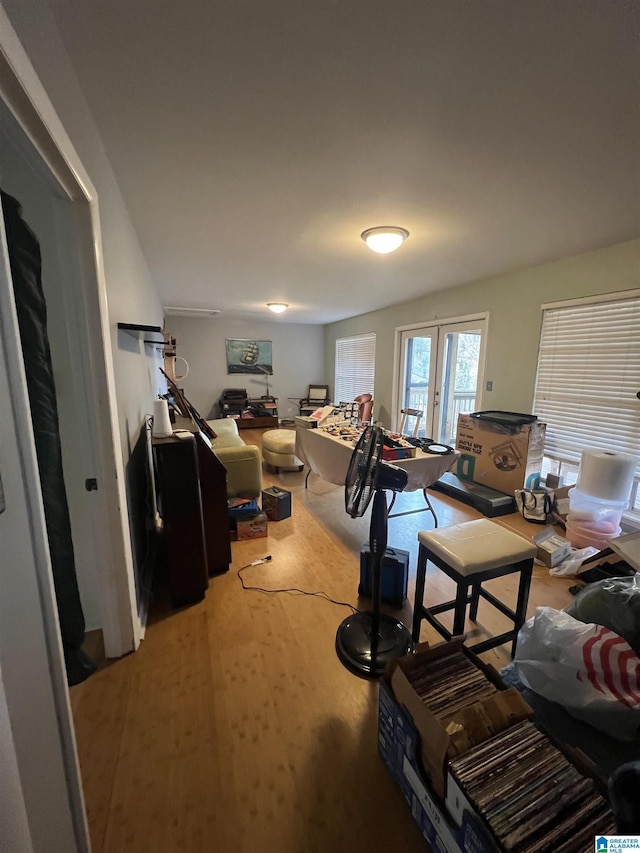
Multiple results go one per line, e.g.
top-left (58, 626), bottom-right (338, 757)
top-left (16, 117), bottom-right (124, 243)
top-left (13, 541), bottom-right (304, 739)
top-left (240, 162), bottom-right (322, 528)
top-left (533, 292), bottom-right (640, 521)
top-left (334, 332), bottom-right (376, 405)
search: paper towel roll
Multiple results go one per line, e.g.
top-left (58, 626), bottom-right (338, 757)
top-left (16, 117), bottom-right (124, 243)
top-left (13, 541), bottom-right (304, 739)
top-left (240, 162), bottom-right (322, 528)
top-left (576, 449), bottom-right (637, 502)
top-left (152, 399), bottom-right (173, 438)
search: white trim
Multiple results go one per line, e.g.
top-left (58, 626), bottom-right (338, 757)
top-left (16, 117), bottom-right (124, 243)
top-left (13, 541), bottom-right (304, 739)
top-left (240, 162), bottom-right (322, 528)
top-left (541, 288), bottom-right (640, 311)
top-left (394, 311), bottom-right (489, 335)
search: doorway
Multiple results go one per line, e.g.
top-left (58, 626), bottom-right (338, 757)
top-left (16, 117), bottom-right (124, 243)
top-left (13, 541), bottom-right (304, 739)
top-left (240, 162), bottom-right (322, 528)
top-left (396, 316), bottom-right (488, 444)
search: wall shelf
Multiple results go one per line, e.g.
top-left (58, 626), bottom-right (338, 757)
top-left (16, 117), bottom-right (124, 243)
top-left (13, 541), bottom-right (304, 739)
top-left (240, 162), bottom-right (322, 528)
top-left (117, 322), bottom-right (166, 345)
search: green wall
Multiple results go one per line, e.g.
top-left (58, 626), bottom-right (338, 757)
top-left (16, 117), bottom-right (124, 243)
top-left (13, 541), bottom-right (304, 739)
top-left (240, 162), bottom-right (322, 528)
top-left (324, 239), bottom-right (639, 428)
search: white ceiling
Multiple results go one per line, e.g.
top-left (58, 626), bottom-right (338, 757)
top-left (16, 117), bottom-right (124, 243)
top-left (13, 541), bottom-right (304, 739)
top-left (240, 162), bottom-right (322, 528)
top-left (46, 0), bottom-right (639, 325)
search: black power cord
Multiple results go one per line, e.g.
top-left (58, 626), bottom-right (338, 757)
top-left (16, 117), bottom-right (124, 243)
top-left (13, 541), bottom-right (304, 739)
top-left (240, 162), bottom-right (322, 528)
top-left (237, 556), bottom-right (359, 614)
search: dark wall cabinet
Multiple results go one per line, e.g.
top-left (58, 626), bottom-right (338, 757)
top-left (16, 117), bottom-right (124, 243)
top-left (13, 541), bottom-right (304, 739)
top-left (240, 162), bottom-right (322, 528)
top-left (153, 430), bottom-right (231, 606)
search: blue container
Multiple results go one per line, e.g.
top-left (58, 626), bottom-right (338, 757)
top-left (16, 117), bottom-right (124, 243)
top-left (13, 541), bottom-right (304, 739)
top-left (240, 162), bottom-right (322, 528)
top-left (359, 544), bottom-right (410, 609)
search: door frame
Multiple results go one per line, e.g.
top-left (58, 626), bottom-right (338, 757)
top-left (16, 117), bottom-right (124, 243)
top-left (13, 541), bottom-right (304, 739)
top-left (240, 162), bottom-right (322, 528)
top-left (0, 6), bottom-right (140, 658)
top-left (0, 9), bottom-right (141, 847)
top-left (392, 312), bottom-right (489, 437)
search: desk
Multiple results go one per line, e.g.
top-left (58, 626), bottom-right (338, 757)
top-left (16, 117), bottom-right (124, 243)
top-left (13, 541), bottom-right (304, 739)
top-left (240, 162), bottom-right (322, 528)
top-left (295, 426), bottom-right (458, 525)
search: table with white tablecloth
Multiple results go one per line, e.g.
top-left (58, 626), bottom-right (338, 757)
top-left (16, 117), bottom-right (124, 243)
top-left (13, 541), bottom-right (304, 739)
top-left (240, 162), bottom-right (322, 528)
top-left (295, 426), bottom-right (459, 525)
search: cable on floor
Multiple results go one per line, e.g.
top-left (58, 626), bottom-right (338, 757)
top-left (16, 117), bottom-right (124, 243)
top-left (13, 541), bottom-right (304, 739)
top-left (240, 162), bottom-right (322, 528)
top-left (237, 556), bottom-right (359, 614)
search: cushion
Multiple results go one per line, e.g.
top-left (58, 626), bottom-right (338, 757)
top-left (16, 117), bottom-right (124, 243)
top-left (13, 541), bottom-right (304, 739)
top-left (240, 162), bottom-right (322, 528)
top-left (418, 518), bottom-right (536, 576)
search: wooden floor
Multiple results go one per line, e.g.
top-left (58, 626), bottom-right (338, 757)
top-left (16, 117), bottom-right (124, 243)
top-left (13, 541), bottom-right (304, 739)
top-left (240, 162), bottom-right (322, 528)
top-left (70, 428), bottom-right (575, 853)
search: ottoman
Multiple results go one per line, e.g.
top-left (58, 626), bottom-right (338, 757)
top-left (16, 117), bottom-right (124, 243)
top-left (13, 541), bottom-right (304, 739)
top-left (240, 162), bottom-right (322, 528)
top-left (262, 429), bottom-right (304, 473)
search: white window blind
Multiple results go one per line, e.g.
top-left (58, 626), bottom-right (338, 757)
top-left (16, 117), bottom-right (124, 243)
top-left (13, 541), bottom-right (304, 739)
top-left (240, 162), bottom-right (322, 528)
top-left (334, 333), bottom-right (376, 405)
top-left (533, 294), bottom-right (640, 494)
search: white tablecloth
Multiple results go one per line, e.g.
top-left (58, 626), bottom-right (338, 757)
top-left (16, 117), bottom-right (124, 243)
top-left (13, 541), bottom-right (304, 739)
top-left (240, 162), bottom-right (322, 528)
top-left (295, 426), bottom-right (458, 491)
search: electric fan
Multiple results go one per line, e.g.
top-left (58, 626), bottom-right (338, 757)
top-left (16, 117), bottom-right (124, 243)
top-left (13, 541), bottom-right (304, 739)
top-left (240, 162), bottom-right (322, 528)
top-left (336, 425), bottom-right (415, 678)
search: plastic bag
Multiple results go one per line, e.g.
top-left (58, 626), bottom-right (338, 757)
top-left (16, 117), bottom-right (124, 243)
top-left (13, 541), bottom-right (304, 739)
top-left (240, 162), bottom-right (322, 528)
top-left (565, 576), bottom-right (640, 653)
top-left (513, 606), bottom-right (640, 740)
top-left (548, 546), bottom-right (599, 577)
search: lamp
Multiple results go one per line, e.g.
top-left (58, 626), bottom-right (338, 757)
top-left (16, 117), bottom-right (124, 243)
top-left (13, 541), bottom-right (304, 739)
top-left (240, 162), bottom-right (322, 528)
top-left (361, 226), bottom-right (409, 254)
top-left (267, 302), bottom-right (289, 314)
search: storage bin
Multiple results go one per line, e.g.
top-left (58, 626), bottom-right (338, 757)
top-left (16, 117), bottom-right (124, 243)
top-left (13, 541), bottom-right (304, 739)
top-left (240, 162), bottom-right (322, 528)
top-left (565, 517), bottom-right (622, 550)
top-left (567, 488), bottom-right (626, 528)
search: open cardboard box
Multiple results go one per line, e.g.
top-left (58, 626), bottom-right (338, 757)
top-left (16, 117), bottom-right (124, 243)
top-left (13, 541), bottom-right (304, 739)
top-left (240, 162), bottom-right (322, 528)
top-left (388, 639), bottom-right (532, 800)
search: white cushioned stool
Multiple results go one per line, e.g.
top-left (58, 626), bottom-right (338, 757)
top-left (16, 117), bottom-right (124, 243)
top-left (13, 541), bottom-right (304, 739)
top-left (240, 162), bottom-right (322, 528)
top-left (262, 429), bottom-right (304, 473)
top-left (412, 518), bottom-right (536, 657)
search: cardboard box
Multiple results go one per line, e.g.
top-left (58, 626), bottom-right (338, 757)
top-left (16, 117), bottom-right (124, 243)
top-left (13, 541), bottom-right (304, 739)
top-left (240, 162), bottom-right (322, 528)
top-left (294, 416), bottom-right (317, 429)
top-left (378, 677), bottom-right (499, 853)
top-left (389, 640), bottom-right (531, 800)
top-left (233, 511), bottom-right (268, 540)
top-left (454, 414), bottom-right (546, 495)
top-left (551, 485), bottom-right (572, 520)
top-left (532, 525), bottom-right (572, 567)
top-left (261, 486), bottom-right (291, 521)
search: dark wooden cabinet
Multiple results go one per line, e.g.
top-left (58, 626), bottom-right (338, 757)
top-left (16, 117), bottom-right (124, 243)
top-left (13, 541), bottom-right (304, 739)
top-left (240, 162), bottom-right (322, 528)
top-left (153, 426), bottom-right (231, 606)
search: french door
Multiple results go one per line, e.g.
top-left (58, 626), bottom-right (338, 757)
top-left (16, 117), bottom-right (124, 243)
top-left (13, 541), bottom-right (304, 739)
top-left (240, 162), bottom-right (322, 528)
top-left (396, 317), bottom-right (487, 444)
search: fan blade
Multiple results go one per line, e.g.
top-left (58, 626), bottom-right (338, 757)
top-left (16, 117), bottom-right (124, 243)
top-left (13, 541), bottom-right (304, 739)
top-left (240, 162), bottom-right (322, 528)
top-left (344, 425), bottom-right (383, 518)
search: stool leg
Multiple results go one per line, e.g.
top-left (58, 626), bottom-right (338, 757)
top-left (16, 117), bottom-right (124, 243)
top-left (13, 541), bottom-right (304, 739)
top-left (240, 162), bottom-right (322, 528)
top-left (412, 546), bottom-right (428, 642)
top-left (452, 581), bottom-right (469, 637)
top-left (469, 583), bottom-right (481, 622)
top-left (511, 560), bottom-right (533, 657)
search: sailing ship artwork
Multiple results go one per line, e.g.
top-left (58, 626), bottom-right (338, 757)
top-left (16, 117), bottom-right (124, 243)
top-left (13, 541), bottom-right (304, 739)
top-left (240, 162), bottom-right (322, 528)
top-left (226, 339), bottom-right (273, 375)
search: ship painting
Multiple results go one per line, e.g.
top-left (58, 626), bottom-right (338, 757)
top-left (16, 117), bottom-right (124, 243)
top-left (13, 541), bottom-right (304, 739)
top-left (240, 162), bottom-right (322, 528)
top-left (226, 338), bottom-right (273, 375)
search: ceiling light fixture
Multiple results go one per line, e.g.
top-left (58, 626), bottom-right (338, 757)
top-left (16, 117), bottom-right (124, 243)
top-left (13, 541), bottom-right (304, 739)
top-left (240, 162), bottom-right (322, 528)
top-left (267, 302), bottom-right (289, 314)
top-left (361, 226), bottom-right (409, 254)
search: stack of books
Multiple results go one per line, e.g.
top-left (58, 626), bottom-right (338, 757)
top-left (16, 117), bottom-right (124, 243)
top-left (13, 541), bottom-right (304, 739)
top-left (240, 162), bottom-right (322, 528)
top-left (449, 719), bottom-right (616, 852)
top-left (405, 650), bottom-right (498, 719)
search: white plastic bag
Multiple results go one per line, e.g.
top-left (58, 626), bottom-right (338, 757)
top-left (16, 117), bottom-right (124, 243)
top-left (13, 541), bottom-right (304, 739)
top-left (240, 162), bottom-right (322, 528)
top-left (548, 546), bottom-right (599, 577)
top-left (513, 606), bottom-right (640, 740)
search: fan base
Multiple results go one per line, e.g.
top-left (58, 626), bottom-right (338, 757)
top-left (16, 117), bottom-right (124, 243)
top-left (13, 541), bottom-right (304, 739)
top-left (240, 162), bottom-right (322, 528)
top-left (335, 611), bottom-right (414, 679)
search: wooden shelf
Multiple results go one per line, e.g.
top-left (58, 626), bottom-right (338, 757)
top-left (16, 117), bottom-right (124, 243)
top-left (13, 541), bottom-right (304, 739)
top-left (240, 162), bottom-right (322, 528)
top-left (117, 322), bottom-right (166, 344)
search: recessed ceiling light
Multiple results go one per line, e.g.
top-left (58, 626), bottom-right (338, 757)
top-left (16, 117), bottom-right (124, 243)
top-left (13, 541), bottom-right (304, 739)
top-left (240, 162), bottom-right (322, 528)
top-left (163, 307), bottom-right (221, 318)
top-left (267, 303), bottom-right (289, 314)
top-left (361, 226), bottom-right (409, 254)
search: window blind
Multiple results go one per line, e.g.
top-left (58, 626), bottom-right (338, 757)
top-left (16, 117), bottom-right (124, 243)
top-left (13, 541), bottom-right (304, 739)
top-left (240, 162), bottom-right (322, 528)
top-left (533, 294), bottom-right (640, 477)
top-left (334, 332), bottom-right (376, 405)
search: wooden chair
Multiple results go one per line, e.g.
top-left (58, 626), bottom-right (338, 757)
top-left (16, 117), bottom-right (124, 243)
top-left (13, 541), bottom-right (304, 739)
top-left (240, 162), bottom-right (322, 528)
top-left (399, 408), bottom-right (423, 437)
top-left (299, 384), bottom-right (330, 416)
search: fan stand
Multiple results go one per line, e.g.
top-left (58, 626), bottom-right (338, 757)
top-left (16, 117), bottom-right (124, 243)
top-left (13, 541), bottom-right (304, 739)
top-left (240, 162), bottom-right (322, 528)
top-left (336, 489), bottom-right (415, 679)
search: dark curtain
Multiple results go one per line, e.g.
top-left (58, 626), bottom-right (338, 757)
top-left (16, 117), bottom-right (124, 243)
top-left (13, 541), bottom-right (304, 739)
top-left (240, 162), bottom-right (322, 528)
top-left (1, 189), bottom-right (95, 685)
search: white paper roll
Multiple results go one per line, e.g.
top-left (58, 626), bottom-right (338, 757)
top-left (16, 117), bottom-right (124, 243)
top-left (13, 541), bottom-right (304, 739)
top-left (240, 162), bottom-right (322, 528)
top-left (576, 449), bottom-right (637, 502)
top-left (152, 399), bottom-right (173, 438)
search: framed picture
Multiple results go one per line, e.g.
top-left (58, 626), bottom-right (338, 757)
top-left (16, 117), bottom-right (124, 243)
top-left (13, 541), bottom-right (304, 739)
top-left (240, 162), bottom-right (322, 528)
top-left (226, 339), bottom-right (273, 375)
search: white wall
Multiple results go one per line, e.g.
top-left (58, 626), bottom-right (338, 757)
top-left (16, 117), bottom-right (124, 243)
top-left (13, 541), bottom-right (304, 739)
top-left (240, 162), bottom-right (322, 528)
top-left (1, 0), bottom-right (164, 461)
top-left (166, 316), bottom-right (325, 420)
top-left (325, 239), bottom-right (640, 427)
top-left (1, 0), bottom-right (164, 627)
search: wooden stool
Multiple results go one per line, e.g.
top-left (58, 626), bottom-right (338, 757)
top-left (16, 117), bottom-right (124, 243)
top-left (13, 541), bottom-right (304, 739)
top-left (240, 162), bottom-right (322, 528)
top-left (412, 518), bottom-right (536, 657)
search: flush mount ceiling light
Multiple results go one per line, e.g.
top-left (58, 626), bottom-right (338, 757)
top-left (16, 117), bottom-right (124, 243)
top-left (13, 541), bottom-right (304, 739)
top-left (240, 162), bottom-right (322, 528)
top-left (267, 302), bottom-right (289, 314)
top-left (361, 226), bottom-right (409, 254)
top-left (164, 307), bottom-right (221, 318)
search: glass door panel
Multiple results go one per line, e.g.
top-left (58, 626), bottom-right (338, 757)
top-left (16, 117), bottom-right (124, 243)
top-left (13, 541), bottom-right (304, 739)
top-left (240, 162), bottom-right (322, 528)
top-left (397, 318), bottom-right (486, 443)
top-left (436, 325), bottom-right (484, 445)
top-left (398, 329), bottom-right (437, 437)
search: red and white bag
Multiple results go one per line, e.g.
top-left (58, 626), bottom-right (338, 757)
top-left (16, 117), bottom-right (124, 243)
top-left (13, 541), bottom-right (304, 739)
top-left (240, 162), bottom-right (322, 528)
top-left (513, 606), bottom-right (640, 740)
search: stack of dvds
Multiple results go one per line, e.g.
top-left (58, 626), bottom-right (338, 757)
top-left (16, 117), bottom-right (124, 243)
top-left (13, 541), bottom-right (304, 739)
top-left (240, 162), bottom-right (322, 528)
top-left (449, 719), bottom-right (617, 852)
top-left (405, 650), bottom-right (498, 719)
